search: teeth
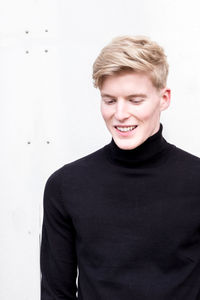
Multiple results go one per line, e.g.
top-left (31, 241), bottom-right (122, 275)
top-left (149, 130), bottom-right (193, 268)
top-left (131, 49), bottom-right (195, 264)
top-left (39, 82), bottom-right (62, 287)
top-left (116, 126), bottom-right (137, 132)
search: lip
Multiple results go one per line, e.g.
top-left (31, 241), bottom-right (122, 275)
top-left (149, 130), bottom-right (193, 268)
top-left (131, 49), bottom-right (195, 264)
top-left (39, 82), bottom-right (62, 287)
top-left (114, 125), bottom-right (138, 136)
top-left (114, 125), bottom-right (138, 127)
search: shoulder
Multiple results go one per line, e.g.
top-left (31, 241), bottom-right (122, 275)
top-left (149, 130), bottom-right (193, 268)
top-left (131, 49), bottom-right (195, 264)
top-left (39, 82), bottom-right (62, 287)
top-left (45, 144), bottom-right (107, 186)
top-left (168, 144), bottom-right (200, 180)
top-left (170, 144), bottom-right (200, 164)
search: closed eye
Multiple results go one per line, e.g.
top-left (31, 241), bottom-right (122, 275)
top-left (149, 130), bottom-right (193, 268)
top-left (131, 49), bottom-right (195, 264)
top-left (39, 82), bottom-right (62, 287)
top-left (129, 99), bottom-right (144, 104)
top-left (102, 98), bottom-right (116, 104)
top-left (102, 98), bottom-right (144, 104)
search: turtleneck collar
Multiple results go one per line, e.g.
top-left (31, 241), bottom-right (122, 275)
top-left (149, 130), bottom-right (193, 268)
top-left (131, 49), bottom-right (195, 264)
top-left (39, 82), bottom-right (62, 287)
top-left (104, 123), bottom-right (174, 167)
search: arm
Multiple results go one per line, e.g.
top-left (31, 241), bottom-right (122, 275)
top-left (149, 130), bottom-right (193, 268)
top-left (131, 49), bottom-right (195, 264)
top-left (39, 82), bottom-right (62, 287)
top-left (40, 170), bottom-right (78, 300)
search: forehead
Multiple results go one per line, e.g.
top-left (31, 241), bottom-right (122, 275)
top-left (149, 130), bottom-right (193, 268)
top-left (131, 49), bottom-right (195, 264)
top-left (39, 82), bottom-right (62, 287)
top-left (100, 71), bottom-right (156, 96)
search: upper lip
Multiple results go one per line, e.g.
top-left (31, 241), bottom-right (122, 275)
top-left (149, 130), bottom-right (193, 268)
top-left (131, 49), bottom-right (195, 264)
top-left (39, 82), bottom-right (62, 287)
top-left (114, 125), bottom-right (138, 127)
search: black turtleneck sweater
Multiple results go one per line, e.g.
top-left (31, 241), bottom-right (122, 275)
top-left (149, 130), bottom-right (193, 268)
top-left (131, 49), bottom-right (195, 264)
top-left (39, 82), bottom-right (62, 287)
top-left (40, 123), bottom-right (200, 300)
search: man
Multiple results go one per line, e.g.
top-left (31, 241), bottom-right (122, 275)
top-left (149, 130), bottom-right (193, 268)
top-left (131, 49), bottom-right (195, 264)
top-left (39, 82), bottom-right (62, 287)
top-left (40, 36), bottom-right (200, 299)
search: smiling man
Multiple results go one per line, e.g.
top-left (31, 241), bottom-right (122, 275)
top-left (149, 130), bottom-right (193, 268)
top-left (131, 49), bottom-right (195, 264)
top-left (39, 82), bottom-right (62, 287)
top-left (100, 70), bottom-right (170, 150)
top-left (40, 36), bottom-right (200, 300)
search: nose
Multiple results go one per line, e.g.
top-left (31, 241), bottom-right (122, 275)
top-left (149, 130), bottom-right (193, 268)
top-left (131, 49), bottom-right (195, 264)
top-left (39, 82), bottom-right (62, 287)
top-left (114, 99), bottom-right (130, 121)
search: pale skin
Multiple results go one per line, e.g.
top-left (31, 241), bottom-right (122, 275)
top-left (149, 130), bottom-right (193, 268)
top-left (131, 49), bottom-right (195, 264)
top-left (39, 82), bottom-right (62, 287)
top-left (100, 70), bottom-right (171, 150)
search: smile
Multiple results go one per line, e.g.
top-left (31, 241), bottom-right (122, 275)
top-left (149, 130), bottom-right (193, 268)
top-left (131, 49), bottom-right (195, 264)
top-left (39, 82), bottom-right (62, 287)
top-left (114, 125), bottom-right (138, 136)
top-left (115, 125), bottom-right (138, 132)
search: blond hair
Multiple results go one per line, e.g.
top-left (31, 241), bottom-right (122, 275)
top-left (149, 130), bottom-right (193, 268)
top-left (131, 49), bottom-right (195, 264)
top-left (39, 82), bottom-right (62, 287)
top-left (92, 35), bottom-right (169, 90)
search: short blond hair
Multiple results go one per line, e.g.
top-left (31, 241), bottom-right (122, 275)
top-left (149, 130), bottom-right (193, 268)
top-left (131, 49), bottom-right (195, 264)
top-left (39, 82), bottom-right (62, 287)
top-left (92, 35), bottom-right (169, 90)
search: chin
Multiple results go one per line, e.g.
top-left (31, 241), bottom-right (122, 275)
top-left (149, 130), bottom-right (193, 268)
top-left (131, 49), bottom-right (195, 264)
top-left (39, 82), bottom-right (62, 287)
top-left (114, 139), bottom-right (139, 150)
top-left (120, 145), bottom-right (138, 150)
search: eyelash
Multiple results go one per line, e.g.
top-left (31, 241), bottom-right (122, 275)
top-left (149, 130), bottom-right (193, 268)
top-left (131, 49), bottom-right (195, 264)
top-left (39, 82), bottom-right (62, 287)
top-left (104, 99), bottom-right (143, 104)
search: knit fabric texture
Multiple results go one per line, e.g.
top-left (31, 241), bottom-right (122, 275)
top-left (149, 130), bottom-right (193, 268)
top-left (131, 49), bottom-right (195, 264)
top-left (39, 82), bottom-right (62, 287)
top-left (40, 123), bottom-right (200, 299)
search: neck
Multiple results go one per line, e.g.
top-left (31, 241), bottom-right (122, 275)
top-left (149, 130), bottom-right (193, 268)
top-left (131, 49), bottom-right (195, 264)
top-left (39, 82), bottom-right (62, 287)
top-left (104, 123), bottom-right (173, 167)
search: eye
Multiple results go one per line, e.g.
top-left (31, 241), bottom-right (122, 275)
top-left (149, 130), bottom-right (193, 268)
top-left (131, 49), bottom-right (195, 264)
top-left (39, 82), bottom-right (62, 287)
top-left (129, 99), bottom-right (143, 104)
top-left (102, 98), bottom-right (116, 104)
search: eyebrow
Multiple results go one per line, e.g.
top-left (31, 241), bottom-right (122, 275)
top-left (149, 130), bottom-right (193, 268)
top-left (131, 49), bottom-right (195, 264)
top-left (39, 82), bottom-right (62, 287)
top-left (101, 93), bottom-right (147, 98)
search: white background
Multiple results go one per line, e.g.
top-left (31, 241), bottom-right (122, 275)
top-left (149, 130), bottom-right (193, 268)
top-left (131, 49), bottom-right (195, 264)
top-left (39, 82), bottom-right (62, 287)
top-left (0, 0), bottom-right (200, 299)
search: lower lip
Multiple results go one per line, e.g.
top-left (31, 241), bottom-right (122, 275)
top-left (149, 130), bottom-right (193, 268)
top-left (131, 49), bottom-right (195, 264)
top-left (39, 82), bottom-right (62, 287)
top-left (114, 126), bottom-right (138, 136)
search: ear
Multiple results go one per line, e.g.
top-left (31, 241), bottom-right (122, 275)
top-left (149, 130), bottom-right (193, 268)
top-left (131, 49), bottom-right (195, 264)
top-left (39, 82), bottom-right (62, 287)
top-left (159, 88), bottom-right (171, 112)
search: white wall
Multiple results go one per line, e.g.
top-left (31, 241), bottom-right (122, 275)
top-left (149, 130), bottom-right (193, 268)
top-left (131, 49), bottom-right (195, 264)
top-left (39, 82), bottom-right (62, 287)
top-left (0, 0), bottom-right (199, 299)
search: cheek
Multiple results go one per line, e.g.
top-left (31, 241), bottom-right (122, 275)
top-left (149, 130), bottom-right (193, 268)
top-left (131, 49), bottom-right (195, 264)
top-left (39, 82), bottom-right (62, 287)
top-left (100, 104), bottom-right (111, 121)
top-left (134, 103), bottom-right (159, 120)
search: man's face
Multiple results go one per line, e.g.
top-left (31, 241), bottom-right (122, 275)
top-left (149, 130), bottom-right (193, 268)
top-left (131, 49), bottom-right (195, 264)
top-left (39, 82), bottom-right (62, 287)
top-left (100, 71), bottom-right (170, 150)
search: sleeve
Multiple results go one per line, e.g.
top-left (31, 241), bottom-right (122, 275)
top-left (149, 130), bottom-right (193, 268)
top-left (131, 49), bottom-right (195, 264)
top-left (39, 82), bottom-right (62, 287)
top-left (40, 170), bottom-right (78, 300)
